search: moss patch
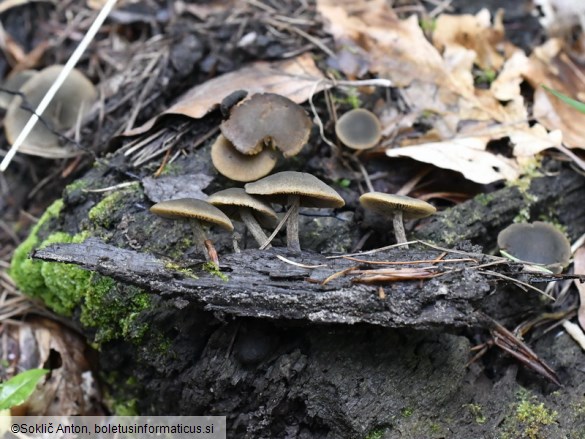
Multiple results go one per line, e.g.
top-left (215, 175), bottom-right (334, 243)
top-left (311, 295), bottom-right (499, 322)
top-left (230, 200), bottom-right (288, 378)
top-left (500, 390), bottom-right (558, 439)
top-left (81, 276), bottom-right (151, 344)
top-left (88, 184), bottom-right (140, 229)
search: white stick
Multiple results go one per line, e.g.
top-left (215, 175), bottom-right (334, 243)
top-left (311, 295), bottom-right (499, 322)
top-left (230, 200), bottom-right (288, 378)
top-left (0, 0), bottom-right (118, 172)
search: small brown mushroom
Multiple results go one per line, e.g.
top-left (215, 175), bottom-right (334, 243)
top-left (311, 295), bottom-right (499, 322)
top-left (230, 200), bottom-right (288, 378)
top-left (208, 188), bottom-right (278, 248)
top-left (4, 65), bottom-right (97, 158)
top-left (335, 108), bottom-right (381, 150)
top-left (245, 171), bottom-right (345, 252)
top-left (0, 69), bottom-right (36, 109)
top-left (150, 198), bottom-right (233, 266)
top-left (211, 134), bottom-right (278, 182)
top-left (220, 93), bottom-right (311, 157)
top-left (359, 192), bottom-right (436, 247)
top-left (497, 221), bottom-right (571, 273)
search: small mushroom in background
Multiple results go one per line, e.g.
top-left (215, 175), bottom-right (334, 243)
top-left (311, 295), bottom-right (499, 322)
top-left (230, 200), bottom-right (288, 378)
top-left (4, 65), bottom-right (97, 158)
top-left (211, 134), bottom-right (277, 182)
top-left (335, 108), bottom-right (382, 150)
top-left (150, 198), bottom-right (234, 267)
top-left (497, 221), bottom-right (571, 273)
top-left (245, 171), bottom-right (345, 253)
top-left (0, 69), bottom-right (36, 109)
top-left (359, 192), bottom-right (436, 248)
top-left (208, 188), bottom-right (278, 248)
top-left (220, 92), bottom-right (312, 157)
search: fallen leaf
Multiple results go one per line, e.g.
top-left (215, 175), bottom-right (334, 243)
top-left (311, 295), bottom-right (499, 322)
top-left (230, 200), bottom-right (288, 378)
top-left (124, 53), bottom-right (328, 136)
top-left (433, 9), bottom-right (505, 71)
top-left (524, 39), bottom-right (585, 147)
top-left (386, 137), bottom-right (519, 184)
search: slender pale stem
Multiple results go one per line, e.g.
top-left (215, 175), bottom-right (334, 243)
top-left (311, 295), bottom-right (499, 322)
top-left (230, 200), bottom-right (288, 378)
top-left (392, 211), bottom-right (409, 249)
top-left (286, 195), bottom-right (301, 252)
top-left (193, 221), bottom-right (214, 262)
top-left (240, 207), bottom-right (271, 249)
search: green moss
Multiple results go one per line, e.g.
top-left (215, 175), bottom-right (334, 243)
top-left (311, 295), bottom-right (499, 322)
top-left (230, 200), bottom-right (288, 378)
top-left (10, 199), bottom-right (64, 297)
top-left (500, 390), bottom-right (558, 439)
top-left (111, 398), bottom-right (138, 416)
top-left (464, 403), bottom-right (486, 424)
top-left (164, 261), bottom-right (198, 279)
top-left (365, 428), bottom-right (385, 439)
top-left (202, 262), bottom-right (229, 281)
top-left (88, 184), bottom-right (139, 228)
top-left (401, 407), bottom-right (414, 418)
top-left (36, 232), bottom-right (91, 315)
top-left (9, 201), bottom-right (94, 315)
top-left (80, 276), bottom-right (151, 344)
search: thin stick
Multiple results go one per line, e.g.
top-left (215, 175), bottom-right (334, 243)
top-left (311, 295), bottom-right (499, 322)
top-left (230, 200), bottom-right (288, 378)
top-left (0, 0), bottom-right (119, 172)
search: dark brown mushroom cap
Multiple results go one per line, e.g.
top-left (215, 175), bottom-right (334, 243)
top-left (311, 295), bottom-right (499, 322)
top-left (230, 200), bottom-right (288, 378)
top-left (335, 108), bottom-right (382, 150)
top-left (220, 93), bottom-right (311, 157)
top-left (497, 222), bottom-right (571, 269)
top-left (211, 134), bottom-right (277, 182)
top-left (150, 198), bottom-right (234, 231)
top-left (208, 188), bottom-right (278, 228)
top-left (245, 171), bottom-right (345, 208)
top-left (0, 69), bottom-right (36, 109)
top-left (4, 65), bottom-right (97, 158)
top-left (359, 192), bottom-right (436, 219)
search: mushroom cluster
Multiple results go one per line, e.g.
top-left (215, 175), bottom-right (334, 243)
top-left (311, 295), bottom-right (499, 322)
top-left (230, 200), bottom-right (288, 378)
top-left (212, 93), bottom-right (312, 182)
top-left (150, 171), bottom-right (345, 260)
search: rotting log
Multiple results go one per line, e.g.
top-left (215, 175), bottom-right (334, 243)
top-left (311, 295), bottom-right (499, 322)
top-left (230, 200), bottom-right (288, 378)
top-left (33, 238), bottom-right (495, 330)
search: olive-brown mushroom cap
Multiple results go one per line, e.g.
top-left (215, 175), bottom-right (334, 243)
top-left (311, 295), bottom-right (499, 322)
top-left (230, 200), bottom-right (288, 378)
top-left (0, 69), bottom-right (36, 109)
top-left (208, 188), bottom-right (278, 228)
top-left (497, 222), bottom-right (571, 269)
top-left (211, 134), bottom-right (277, 182)
top-left (359, 192), bottom-right (436, 219)
top-left (4, 65), bottom-right (97, 158)
top-left (220, 93), bottom-right (311, 157)
top-left (150, 198), bottom-right (234, 231)
top-left (335, 108), bottom-right (382, 150)
top-left (245, 171), bottom-right (345, 208)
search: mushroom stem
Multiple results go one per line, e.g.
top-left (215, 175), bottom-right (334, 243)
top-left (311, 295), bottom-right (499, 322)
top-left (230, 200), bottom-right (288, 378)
top-left (240, 207), bottom-right (271, 249)
top-left (286, 195), bottom-right (301, 253)
top-left (392, 210), bottom-right (409, 248)
top-left (193, 221), bottom-right (215, 263)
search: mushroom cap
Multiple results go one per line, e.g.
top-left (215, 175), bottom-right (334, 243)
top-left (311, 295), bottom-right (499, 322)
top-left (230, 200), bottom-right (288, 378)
top-left (208, 188), bottom-right (278, 228)
top-left (4, 65), bottom-right (97, 158)
top-left (335, 108), bottom-right (381, 150)
top-left (211, 134), bottom-right (277, 182)
top-left (359, 192), bottom-right (436, 219)
top-left (0, 69), bottom-right (36, 109)
top-left (497, 222), bottom-right (571, 270)
top-left (220, 93), bottom-right (312, 157)
top-left (245, 171), bottom-right (345, 208)
top-left (150, 198), bottom-right (234, 231)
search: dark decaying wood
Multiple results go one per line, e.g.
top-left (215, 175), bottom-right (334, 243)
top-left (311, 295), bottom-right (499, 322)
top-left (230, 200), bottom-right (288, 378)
top-left (33, 238), bottom-right (494, 330)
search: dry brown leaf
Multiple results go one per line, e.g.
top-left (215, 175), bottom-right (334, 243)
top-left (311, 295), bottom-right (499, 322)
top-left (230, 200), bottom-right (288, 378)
top-left (3, 318), bottom-right (101, 416)
top-left (433, 9), bottom-right (505, 71)
top-left (573, 246), bottom-right (585, 330)
top-left (125, 53), bottom-right (327, 136)
top-left (524, 39), bottom-right (585, 147)
top-left (386, 137), bottom-right (519, 184)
